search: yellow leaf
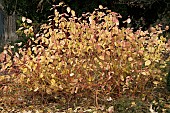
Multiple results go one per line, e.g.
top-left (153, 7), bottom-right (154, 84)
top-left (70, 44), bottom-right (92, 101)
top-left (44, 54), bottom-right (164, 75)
top-left (23, 68), bottom-right (28, 73)
top-left (39, 73), bottom-right (44, 78)
top-left (34, 87), bottom-right (39, 92)
top-left (46, 88), bottom-right (52, 94)
top-left (15, 52), bottom-right (20, 58)
top-left (83, 63), bottom-right (87, 68)
top-left (88, 76), bottom-right (94, 82)
top-left (114, 42), bottom-right (118, 47)
top-left (108, 106), bottom-right (114, 113)
top-left (75, 87), bottom-right (78, 93)
top-left (45, 38), bottom-right (49, 45)
top-left (70, 73), bottom-right (74, 77)
top-left (71, 10), bottom-right (75, 16)
top-left (145, 60), bottom-right (151, 66)
top-left (99, 55), bottom-right (104, 60)
top-left (128, 57), bottom-right (133, 62)
top-left (148, 47), bottom-right (155, 53)
top-left (51, 79), bottom-right (56, 86)
top-left (22, 16), bottom-right (26, 22)
top-left (26, 18), bottom-right (32, 23)
top-left (40, 56), bottom-right (46, 62)
top-left (99, 5), bottom-right (103, 9)
top-left (59, 85), bottom-right (63, 90)
top-left (58, 2), bottom-right (64, 6)
top-left (153, 81), bottom-right (159, 85)
top-left (29, 26), bottom-right (33, 32)
top-left (67, 7), bottom-right (71, 13)
top-left (141, 72), bottom-right (147, 75)
top-left (17, 42), bottom-right (22, 46)
top-left (51, 74), bottom-right (55, 78)
top-left (27, 78), bottom-right (30, 83)
top-left (0, 76), bottom-right (5, 81)
top-left (32, 64), bottom-right (37, 71)
top-left (29, 61), bottom-right (33, 67)
top-left (27, 48), bottom-right (32, 55)
top-left (120, 75), bottom-right (124, 81)
top-left (6, 62), bottom-right (12, 67)
top-left (131, 102), bottom-right (136, 107)
top-left (3, 50), bottom-right (7, 54)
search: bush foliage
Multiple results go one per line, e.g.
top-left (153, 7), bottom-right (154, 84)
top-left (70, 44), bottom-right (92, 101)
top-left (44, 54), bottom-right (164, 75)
top-left (0, 4), bottom-right (170, 112)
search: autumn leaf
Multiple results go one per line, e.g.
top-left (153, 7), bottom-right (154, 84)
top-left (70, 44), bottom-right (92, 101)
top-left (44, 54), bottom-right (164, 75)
top-left (39, 73), bottom-right (44, 78)
top-left (153, 81), bottom-right (159, 85)
top-left (148, 47), bottom-right (155, 53)
top-left (99, 55), bottom-right (104, 60)
top-left (67, 7), bottom-right (71, 13)
top-left (40, 56), bottom-right (46, 62)
top-left (51, 79), bottom-right (56, 86)
top-left (71, 10), bottom-right (75, 16)
top-left (46, 88), bottom-right (52, 94)
top-left (99, 5), bottom-right (103, 9)
top-left (22, 16), bottom-right (26, 22)
top-left (70, 73), bottom-right (74, 77)
top-left (26, 18), bottom-right (32, 23)
top-left (23, 68), bottom-right (28, 73)
top-left (88, 76), bottom-right (95, 82)
top-left (34, 87), bottom-right (39, 92)
top-left (141, 72), bottom-right (147, 75)
top-left (145, 60), bottom-right (151, 66)
top-left (128, 57), bottom-right (133, 62)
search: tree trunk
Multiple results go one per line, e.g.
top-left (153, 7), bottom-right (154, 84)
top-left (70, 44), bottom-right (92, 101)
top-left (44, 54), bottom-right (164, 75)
top-left (0, 8), bottom-right (18, 48)
top-left (4, 12), bottom-right (17, 43)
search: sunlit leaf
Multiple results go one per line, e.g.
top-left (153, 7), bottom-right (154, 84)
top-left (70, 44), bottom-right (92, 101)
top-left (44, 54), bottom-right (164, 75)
top-left (145, 60), bottom-right (151, 66)
top-left (15, 52), bottom-right (19, 58)
top-left (67, 7), bottom-right (71, 13)
top-left (27, 48), bottom-right (32, 55)
top-left (120, 75), bottom-right (124, 81)
top-left (51, 79), bottom-right (56, 86)
top-left (29, 26), bottom-right (33, 32)
top-left (141, 72), bottom-right (147, 75)
top-left (75, 87), bottom-right (78, 93)
top-left (131, 101), bottom-right (136, 107)
top-left (27, 78), bottom-right (30, 83)
top-left (34, 87), bottom-right (39, 92)
top-left (148, 47), bottom-right (155, 53)
top-left (22, 16), bottom-right (26, 22)
top-left (88, 76), bottom-right (94, 82)
top-left (58, 2), bottom-right (64, 6)
top-left (70, 73), bottom-right (74, 77)
top-left (40, 56), bottom-right (46, 62)
top-left (6, 62), bottom-right (12, 68)
top-left (23, 68), bottom-right (28, 73)
top-left (153, 81), bottom-right (159, 85)
top-left (128, 57), bottom-right (133, 62)
top-left (108, 106), bottom-right (114, 113)
top-left (99, 5), bottom-right (103, 9)
top-left (71, 10), bottom-right (75, 16)
top-left (0, 76), bottom-right (5, 81)
top-left (39, 73), bottom-right (44, 78)
top-left (46, 88), bottom-right (52, 94)
top-left (99, 55), bottom-right (104, 60)
top-left (26, 18), bottom-right (32, 23)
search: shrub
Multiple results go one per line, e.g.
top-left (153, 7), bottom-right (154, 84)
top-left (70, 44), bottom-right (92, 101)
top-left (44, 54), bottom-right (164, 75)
top-left (0, 4), bottom-right (169, 108)
top-left (113, 96), bottom-right (149, 113)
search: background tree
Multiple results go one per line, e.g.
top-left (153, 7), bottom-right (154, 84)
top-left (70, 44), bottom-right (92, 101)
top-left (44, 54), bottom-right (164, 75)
top-left (1, 0), bottom-right (170, 32)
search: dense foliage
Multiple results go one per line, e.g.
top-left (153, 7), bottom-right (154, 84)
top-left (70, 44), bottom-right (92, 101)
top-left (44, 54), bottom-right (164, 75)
top-left (0, 3), bottom-right (170, 112)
